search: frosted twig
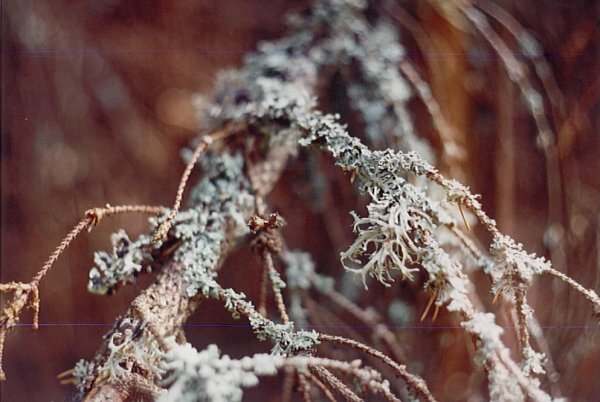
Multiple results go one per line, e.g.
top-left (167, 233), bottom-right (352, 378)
top-left (545, 267), bottom-right (600, 316)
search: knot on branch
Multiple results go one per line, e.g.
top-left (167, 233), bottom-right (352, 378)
top-left (85, 204), bottom-right (112, 231)
top-left (248, 213), bottom-right (286, 255)
top-left (0, 282), bottom-right (40, 380)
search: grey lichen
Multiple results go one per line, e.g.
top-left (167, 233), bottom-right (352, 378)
top-left (219, 285), bottom-right (320, 355)
top-left (87, 152), bottom-right (254, 299)
top-left (88, 230), bottom-right (152, 295)
top-left (72, 358), bottom-right (95, 394)
top-left (79, 1), bottom-right (563, 401)
top-left (341, 189), bottom-right (427, 287)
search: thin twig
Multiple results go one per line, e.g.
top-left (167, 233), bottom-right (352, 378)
top-left (298, 372), bottom-right (314, 402)
top-left (475, 0), bottom-right (566, 123)
top-left (281, 366), bottom-right (296, 402)
top-left (258, 261), bottom-right (269, 317)
top-left (311, 366), bottom-right (362, 402)
top-left (34, 205), bottom-right (163, 285)
top-left (545, 267), bottom-right (600, 316)
top-left (319, 285), bottom-right (407, 363)
top-left (306, 370), bottom-right (338, 402)
top-left (153, 126), bottom-right (238, 244)
top-left (264, 251), bottom-right (290, 324)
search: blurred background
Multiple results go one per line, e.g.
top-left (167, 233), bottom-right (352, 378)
top-left (2, 0), bottom-right (599, 400)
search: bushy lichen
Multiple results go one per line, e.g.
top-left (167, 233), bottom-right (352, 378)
top-left (341, 189), bottom-right (428, 287)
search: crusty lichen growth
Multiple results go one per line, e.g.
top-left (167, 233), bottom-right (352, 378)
top-left (87, 152), bottom-right (255, 298)
top-left (88, 230), bottom-right (152, 295)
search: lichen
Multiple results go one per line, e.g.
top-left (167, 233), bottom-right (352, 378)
top-left (88, 230), bottom-right (152, 295)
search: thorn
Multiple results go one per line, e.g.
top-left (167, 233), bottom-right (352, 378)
top-left (57, 368), bottom-right (74, 379)
top-left (420, 288), bottom-right (437, 322)
top-left (458, 203), bottom-right (470, 231)
top-left (432, 304), bottom-right (440, 322)
top-left (492, 291), bottom-right (501, 304)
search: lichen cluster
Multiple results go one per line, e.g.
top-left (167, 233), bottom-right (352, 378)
top-left (71, 1), bottom-right (595, 401)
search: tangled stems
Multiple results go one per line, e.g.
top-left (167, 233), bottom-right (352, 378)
top-left (319, 334), bottom-right (437, 402)
top-left (198, 270), bottom-right (433, 401)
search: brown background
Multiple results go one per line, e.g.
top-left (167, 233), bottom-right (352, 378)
top-left (2, 0), bottom-right (599, 400)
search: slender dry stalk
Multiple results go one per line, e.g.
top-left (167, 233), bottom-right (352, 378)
top-left (306, 370), bottom-right (338, 402)
top-left (318, 285), bottom-right (407, 363)
top-left (152, 125), bottom-right (240, 244)
top-left (475, 0), bottom-right (566, 124)
top-left (545, 267), bottom-right (600, 315)
top-left (264, 251), bottom-right (290, 324)
top-left (298, 372), bottom-right (314, 402)
top-left (281, 367), bottom-right (296, 402)
top-left (258, 261), bottom-right (270, 317)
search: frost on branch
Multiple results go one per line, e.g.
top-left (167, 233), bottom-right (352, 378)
top-left (282, 250), bottom-right (335, 326)
top-left (462, 313), bottom-right (504, 356)
top-left (219, 287), bottom-right (320, 355)
top-left (420, 239), bottom-right (472, 315)
top-left (159, 342), bottom-right (382, 402)
top-left (521, 344), bottom-right (546, 377)
top-left (72, 359), bottom-right (95, 394)
top-left (488, 233), bottom-right (550, 300)
top-left (159, 343), bottom-right (278, 402)
top-left (187, 270), bottom-right (320, 355)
